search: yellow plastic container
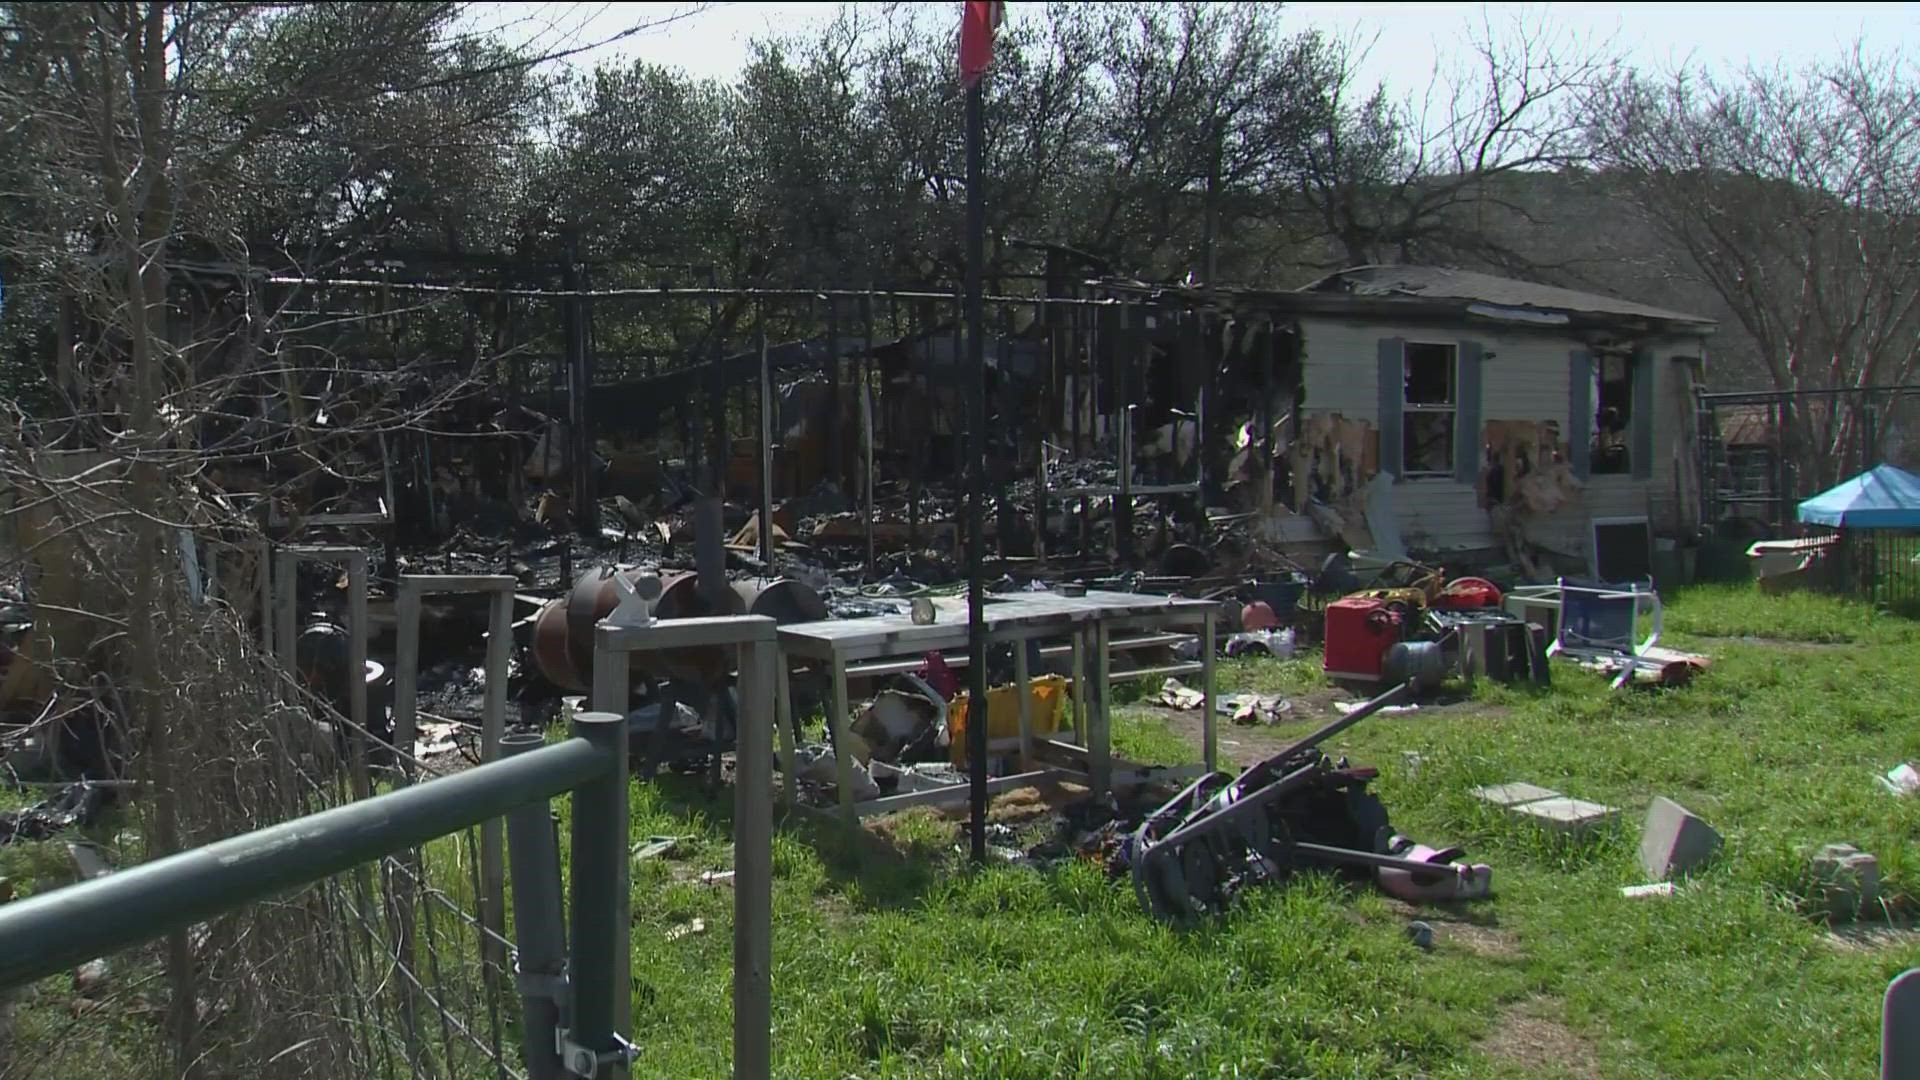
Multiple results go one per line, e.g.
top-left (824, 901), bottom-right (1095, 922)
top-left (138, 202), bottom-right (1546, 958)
top-left (947, 675), bottom-right (1071, 766)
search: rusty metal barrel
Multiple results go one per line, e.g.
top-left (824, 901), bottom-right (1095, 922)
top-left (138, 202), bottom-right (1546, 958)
top-left (531, 568), bottom-right (824, 692)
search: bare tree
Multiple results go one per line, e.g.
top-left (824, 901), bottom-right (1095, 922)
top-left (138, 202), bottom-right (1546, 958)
top-left (0, 4), bottom-right (694, 1075)
top-left (1583, 46), bottom-right (1920, 487)
top-left (1287, 12), bottom-right (1616, 270)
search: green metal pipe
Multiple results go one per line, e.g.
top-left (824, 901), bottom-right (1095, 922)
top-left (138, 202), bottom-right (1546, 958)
top-left (0, 736), bottom-right (614, 990)
top-left (565, 710), bottom-right (630, 1077)
top-left (504, 730), bottom-right (569, 1080)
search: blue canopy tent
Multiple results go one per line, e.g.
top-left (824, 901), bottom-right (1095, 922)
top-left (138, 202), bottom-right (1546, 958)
top-left (1797, 464), bottom-right (1920, 528)
top-left (1795, 464), bottom-right (1920, 610)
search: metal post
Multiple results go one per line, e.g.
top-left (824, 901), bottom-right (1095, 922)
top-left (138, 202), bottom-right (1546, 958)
top-left (963, 66), bottom-right (990, 865)
top-left (565, 711), bottom-right (630, 1079)
top-left (1070, 631), bottom-right (1086, 743)
top-left (1201, 610), bottom-right (1217, 774)
top-left (346, 556), bottom-right (370, 793)
top-left (825, 298), bottom-right (843, 494)
top-left (392, 585), bottom-right (423, 781)
top-left (257, 540), bottom-right (273, 655)
top-left (758, 324), bottom-right (775, 567)
top-left (480, 588), bottom-right (514, 974)
top-left (861, 294), bottom-right (876, 575)
top-left (829, 656), bottom-right (854, 823)
top-left (275, 550), bottom-right (297, 675)
top-left (775, 662), bottom-right (797, 810)
top-left (504, 731), bottom-right (567, 1080)
top-left (733, 640), bottom-right (775, 1080)
top-left (1090, 620), bottom-right (1111, 797)
top-left (699, 268), bottom-right (728, 612)
top-left (1013, 639), bottom-right (1033, 767)
top-left (1117, 403), bottom-right (1135, 568)
top-left (587, 644), bottom-right (630, 1060)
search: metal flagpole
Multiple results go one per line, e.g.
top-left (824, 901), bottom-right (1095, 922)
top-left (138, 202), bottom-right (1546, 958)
top-left (964, 77), bottom-right (989, 864)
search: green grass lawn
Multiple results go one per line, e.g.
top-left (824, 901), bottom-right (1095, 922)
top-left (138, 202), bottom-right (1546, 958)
top-left (3, 585), bottom-right (1917, 1077)
top-left (607, 584), bottom-right (1920, 1078)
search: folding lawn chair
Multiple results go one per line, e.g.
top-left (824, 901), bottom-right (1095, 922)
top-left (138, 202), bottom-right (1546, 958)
top-left (1545, 577), bottom-right (1662, 690)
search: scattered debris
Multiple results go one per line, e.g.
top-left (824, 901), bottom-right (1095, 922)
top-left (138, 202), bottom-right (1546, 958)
top-left (631, 836), bottom-right (688, 862)
top-left (1157, 678), bottom-right (1205, 711)
top-left (851, 687), bottom-right (943, 762)
top-left (66, 841), bottom-right (113, 881)
top-left (1125, 683), bottom-right (1489, 923)
top-left (1224, 628), bottom-right (1295, 659)
top-left (665, 917), bottom-right (708, 941)
top-left (1336, 700), bottom-right (1417, 716)
top-left (413, 719), bottom-right (464, 759)
top-left (793, 744), bottom-right (880, 800)
top-left (699, 869), bottom-right (736, 887)
top-left (1218, 692), bottom-right (1291, 725)
top-left (1638, 797), bottom-right (1720, 880)
top-left (1621, 882), bottom-right (1675, 899)
top-left (72, 959), bottom-right (110, 997)
top-left (1882, 763), bottom-right (1920, 796)
top-left (1405, 920), bottom-right (1435, 949)
top-left (1376, 835), bottom-right (1493, 903)
top-left (0, 782), bottom-right (114, 846)
top-left (1808, 843), bottom-right (1881, 921)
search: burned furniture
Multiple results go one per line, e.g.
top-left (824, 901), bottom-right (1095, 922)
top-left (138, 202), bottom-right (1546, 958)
top-left (774, 589), bottom-right (1220, 823)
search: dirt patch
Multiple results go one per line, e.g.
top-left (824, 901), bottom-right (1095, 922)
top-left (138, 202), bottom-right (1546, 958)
top-left (1695, 635), bottom-right (1849, 652)
top-left (1479, 998), bottom-right (1602, 1079)
top-left (1367, 897), bottom-right (1523, 961)
top-left (1825, 923), bottom-right (1920, 953)
top-left (1379, 899), bottom-right (1524, 960)
top-left (1147, 692), bottom-right (1512, 769)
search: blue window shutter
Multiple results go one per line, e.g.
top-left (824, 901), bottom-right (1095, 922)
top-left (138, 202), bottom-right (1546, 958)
top-left (1377, 337), bottom-right (1405, 477)
top-left (1568, 348), bottom-right (1592, 479)
top-left (1631, 348), bottom-right (1655, 480)
top-left (1455, 340), bottom-right (1484, 484)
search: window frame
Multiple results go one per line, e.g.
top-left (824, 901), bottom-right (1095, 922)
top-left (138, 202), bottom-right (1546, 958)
top-left (1590, 352), bottom-right (1635, 476)
top-left (1400, 340), bottom-right (1459, 479)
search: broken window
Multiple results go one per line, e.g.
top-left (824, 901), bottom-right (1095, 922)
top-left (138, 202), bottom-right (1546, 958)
top-left (1592, 353), bottom-right (1633, 475)
top-left (1401, 342), bottom-right (1456, 476)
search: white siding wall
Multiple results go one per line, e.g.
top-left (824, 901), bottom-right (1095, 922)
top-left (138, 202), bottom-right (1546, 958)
top-left (1296, 315), bottom-right (1704, 561)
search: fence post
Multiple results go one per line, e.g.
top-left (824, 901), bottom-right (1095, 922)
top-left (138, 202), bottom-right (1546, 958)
top-left (566, 710), bottom-right (629, 1078)
top-left (504, 730), bottom-right (568, 1080)
top-left (734, 640), bottom-right (775, 1080)
top-left (480, 587), bottom-right (514, 979)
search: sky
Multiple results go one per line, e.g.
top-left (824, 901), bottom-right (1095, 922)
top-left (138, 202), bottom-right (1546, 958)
top-left (463, 1), bottom-right (1919, 93)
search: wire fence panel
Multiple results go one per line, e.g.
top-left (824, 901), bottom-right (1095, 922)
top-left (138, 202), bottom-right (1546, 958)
top-left (0, 830), bottom-right (523, 1080)
top-left (0, 528), bottom-right (527, 1079)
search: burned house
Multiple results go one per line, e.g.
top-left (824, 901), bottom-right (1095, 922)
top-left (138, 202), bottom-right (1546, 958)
top-left (1112, 266), bottom-right (1717, 578)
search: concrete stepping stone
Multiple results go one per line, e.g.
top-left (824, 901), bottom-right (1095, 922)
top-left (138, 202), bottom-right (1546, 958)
top-left (1472, 781), bottom-right (1618, 836)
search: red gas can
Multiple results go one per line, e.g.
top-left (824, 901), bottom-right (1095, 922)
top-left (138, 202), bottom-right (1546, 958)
top-left (1323, 597), bottom-right (1402, 681)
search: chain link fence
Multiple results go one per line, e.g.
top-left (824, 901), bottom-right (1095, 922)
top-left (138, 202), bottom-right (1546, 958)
top-left (0, 446), bottom-right (530, 1080)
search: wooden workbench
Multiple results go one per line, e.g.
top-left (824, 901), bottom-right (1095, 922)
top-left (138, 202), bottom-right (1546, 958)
top-left (776, 589), bottom-right (1220, 822)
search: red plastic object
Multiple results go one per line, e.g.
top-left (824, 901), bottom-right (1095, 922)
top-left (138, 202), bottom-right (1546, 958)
top-left (1434, 576), bottom-right (1503, 611)
top-left (1241, 601), bottom-right (1280, 632)
top-left (1323, 598), bottom-right (1401, 680)
top-left (918, 652), bottom-right (959, 700)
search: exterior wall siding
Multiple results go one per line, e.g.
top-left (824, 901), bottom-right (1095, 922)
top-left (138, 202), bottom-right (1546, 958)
top-left (1296, 315), bottom-right (1707, 564)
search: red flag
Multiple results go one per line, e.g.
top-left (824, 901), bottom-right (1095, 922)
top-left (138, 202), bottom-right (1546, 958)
top-left (959, 1), bottom-right (1004, 89)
